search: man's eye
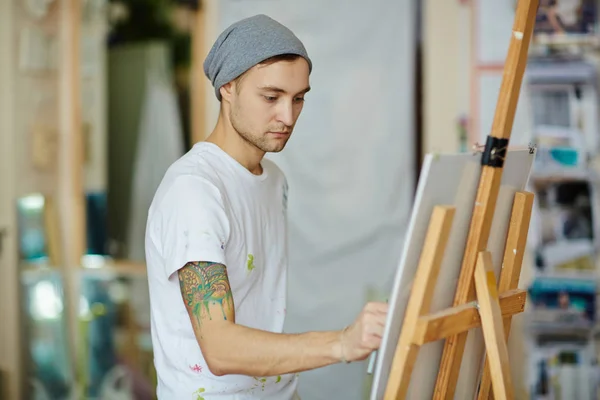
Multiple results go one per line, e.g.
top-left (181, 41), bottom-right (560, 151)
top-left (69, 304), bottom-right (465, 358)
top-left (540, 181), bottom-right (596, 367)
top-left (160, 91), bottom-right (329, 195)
top-left (264, 96), bottom-right (277, 101)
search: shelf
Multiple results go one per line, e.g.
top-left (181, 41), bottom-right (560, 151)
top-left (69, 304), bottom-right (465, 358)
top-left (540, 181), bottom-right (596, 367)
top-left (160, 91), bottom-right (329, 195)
top-left (80, 258), bottom-right (147, 277)
top-left (526, 320), bottom-right (595, 338)
top-left (532, 270), bottom-right (598, 282)
top-left (18, 257), bottom-right (147, 282)
top-left (532, 33), bottom-right (600, 48)
top-left (530, 168), bottom-right (595, 183)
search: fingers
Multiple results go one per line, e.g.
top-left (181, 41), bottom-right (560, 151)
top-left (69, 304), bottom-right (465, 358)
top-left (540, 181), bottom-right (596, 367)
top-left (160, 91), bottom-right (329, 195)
top-left (365, 335), bottom-right (382, 351)
top-left (362, 329), bottom-right (384, 346)
top-left (343, 329), bottom-right (383, 362)
top-left (364, 301), bottom-right (389, 315)
top-left (362, 314), bottom-right (386, 337)
top-left (342, 302), bottom-right (390, 361)
top-left (360, 330), bottom-right (383, 354)
top-left (362, 303), bottom-right (389, 333)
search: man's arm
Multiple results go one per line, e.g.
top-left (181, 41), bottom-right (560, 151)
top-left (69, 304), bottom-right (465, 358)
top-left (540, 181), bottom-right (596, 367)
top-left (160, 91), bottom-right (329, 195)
top-left (178, 261), bottom-right (343, 377)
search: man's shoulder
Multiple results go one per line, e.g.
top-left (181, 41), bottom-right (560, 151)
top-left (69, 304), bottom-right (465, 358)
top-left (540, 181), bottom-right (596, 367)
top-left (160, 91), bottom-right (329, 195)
top-left (149, 155), bottom-right (225, 217)
top-left (168, 144), bottom-right (223, 180)
top-left (162, 144), bottom-right (229, 191)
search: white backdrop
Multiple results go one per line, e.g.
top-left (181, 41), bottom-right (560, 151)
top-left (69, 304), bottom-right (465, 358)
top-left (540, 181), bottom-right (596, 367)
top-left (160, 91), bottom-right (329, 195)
top-left (217, 1), bottom-right (417, 399)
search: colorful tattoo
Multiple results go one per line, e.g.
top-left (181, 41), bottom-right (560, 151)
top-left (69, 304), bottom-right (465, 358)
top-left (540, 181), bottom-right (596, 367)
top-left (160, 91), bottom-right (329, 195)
top-left (178, 262), bottom-right (234, 325)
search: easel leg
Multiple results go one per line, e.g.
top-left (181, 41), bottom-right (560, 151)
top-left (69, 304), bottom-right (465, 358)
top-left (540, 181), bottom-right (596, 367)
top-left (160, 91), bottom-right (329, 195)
top-left (477, 192), bottom-right (534, 400)
top-left (474, 252), bottom-right (514, 400)
top-left (383, 206), bottom-right (455, 400)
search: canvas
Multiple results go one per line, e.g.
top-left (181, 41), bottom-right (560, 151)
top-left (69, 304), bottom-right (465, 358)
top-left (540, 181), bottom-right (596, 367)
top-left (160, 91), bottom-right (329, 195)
top-left (370, 149), bottom-right (535, 400)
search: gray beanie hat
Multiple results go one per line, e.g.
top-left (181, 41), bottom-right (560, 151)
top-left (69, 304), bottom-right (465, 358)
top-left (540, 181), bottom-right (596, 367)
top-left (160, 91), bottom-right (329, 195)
top-left (203, 14), bottom-right (312, 101)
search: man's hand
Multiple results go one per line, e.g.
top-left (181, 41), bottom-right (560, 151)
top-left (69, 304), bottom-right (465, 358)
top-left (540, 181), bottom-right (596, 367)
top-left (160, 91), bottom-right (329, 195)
top-left (340, 302), bottom-right (389, 362)
top-left (179, 261), bottom-right (345, 377)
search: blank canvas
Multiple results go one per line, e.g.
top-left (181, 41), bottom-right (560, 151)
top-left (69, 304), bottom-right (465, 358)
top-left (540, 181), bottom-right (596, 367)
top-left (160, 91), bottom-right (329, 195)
top-left (370, 149), bottom-right (535, 400)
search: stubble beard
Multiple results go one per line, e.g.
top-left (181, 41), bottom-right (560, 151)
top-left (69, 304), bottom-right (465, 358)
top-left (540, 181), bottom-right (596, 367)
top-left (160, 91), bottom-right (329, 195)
top-left (230, 109), bottom-right (289, 153)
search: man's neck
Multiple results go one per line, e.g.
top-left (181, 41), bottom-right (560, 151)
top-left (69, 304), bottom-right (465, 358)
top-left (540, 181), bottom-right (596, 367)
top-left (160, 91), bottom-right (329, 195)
top-left (205, 118), bottom-right (265, 175)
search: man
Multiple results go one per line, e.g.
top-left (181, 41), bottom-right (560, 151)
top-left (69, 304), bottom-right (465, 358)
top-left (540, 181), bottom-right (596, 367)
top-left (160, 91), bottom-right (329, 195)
top-left (145, 14), bottom-right (389, 399)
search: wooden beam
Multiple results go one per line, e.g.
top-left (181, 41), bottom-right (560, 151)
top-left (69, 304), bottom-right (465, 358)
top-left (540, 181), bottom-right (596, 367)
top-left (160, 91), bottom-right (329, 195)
top-left (384, 206), bottom-right (455, 400)
top-left (59, 0), bottom-right (85, 265)
top-left (191, 4), bottom-right (207, 144)
top-left (0, 0), bottom-right (21, 398)
top-left (413, 288), bottom-right (526, 346)
top-left (474, 252), bottom-right (514, 400)
top-left (59, 0), bottom-right (84, 391)
top-left (477, 191), bottom-right (534, 400)
top-left (432, 1), bottom-right (538, 397)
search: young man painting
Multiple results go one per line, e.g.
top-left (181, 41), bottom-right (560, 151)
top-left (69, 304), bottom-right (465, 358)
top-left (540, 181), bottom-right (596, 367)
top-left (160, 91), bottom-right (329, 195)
top-left (145, 14), bottom-right (389, 399)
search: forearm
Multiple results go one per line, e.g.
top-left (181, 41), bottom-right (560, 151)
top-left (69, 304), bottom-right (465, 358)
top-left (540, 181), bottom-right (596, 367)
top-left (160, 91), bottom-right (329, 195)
top-left (201, 323), bottom-right (343, 377)
top-left (178, 261), bottom-right (344, 377)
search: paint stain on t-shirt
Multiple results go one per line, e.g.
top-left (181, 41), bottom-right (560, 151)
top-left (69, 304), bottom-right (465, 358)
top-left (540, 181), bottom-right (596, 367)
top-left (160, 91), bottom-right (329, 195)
top-left (247, 254), bottom-right (256, 272)
top-left (251, 377), bottom-right (267, 391)
top-left (189, 364), bottom-right (202, 374)
top-left (193, 387), bottom-right (205, 399)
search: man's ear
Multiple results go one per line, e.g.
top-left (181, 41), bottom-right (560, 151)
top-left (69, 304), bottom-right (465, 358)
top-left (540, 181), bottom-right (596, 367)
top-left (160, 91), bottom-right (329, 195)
top-left (220, 82), bottom-right (235, 102)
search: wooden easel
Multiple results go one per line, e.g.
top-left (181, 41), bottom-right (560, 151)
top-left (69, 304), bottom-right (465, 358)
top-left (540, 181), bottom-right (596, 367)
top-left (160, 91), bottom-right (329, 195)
top-left (383, 0), bottom-right (539, 399)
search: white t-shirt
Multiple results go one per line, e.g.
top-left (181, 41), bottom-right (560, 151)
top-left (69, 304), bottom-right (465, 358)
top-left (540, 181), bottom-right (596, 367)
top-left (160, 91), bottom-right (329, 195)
top-left (145, 142), bottom-right (298, 399)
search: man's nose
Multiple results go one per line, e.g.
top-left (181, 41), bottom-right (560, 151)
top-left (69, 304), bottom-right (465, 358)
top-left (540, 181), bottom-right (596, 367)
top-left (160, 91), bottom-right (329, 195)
top-left (276, 101), bottom-right (294, 127)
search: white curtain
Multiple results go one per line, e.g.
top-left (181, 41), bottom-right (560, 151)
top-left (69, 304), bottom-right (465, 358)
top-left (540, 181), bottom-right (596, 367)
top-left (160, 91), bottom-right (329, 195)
top-left (218, 1), bottom-right (416, 399)
top-left (126, 72), bottom-right (185, 261)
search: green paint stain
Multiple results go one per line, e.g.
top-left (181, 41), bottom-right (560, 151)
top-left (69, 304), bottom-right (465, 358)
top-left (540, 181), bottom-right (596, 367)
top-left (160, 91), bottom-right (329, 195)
top-left (251, 377), bottom-right (260, 390)
top-left (251, 376), bottom-right (268, 391)
top-left (247, 254), bottom-right (256, 272)
top-left (276, 375), bottom-right (281, 383)
top-left (193, 387), bottom-right (205, 400)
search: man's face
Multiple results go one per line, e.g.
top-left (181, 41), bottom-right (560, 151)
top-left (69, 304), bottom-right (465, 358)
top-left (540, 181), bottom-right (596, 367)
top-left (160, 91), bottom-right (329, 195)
top-left (224, 57), bottom-right (311, 153)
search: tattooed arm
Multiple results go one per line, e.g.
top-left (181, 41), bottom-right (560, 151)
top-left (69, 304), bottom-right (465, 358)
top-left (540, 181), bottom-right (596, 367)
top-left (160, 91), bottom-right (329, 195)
top-left (178, 261), bottom-right (348, 377)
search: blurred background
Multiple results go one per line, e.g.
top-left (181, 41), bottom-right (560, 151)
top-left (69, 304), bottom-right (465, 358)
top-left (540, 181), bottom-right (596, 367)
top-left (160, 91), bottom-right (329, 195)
top-left (1, 0), bottom-right (600, 399)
